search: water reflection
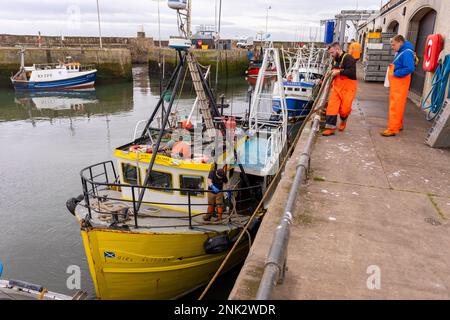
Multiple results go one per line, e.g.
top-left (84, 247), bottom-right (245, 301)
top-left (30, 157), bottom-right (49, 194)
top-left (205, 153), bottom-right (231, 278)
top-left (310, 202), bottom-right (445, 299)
top-left (0, 83), bottom-right (133, 123)
top-left (14, 90), bottom-right (98, 111)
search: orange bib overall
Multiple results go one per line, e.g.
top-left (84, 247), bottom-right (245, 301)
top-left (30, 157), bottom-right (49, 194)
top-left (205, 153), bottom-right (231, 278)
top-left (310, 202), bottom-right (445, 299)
top-left (325, 74), bottom-right (358, 130)
top-left (387, 64), bottom-right (411, 133)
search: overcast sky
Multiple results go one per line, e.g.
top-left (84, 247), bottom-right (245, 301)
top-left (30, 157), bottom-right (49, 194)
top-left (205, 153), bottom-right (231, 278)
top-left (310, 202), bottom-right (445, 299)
top-left (0, 0), bottom-right (384, 41)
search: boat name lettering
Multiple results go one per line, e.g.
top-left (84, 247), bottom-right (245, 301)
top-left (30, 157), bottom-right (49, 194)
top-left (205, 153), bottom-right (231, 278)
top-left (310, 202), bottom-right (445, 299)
top-left (116, 256), bottom-right (133, 262)
top-left (141, 257), bottom-right (174, 263)
top-left (37, 74), bottom-right (53, 79)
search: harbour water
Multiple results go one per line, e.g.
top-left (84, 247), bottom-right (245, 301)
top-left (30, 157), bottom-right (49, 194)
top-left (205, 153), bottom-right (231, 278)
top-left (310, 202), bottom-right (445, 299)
top-left (0, 65), bottom-right (251, 299)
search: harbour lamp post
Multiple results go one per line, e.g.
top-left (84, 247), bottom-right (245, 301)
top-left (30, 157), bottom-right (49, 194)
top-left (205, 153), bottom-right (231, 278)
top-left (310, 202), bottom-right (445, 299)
top-left (265, 5), bottom-right (271, 36)
top-left (96, 0), bottom-right (103, 49)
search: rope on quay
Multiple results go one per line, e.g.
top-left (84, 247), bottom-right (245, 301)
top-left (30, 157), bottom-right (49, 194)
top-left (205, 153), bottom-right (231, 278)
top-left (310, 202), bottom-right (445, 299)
top-left (198, 70), bottom-right (335, 300)
top-left (255, 71), bottom-right (334, 300)
top-left (422, 54), bottom-right (450, 121)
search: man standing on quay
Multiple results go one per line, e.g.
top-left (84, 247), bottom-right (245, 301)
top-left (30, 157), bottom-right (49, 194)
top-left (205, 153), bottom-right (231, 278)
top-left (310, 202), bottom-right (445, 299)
top-left (381, 35), bottom-right (416, 137)
top-left (323, 42), bottom-right (358, 137)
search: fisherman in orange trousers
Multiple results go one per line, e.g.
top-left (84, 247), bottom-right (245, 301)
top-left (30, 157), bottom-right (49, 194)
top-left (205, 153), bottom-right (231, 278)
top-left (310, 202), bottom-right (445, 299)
top-left (323, 42), bottom-right (358, 136)
top-left (381, 35), bottom-right (416, 137)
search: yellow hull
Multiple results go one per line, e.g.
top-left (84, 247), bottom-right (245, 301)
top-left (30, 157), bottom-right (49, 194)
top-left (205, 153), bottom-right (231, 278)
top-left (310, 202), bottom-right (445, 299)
top-left (81, 228), bottom-right (249, 300)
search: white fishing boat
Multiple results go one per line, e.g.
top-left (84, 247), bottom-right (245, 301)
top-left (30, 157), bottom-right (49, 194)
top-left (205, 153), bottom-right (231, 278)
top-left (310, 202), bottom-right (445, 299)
top-left (11, 50), bottom-right (97, 91)
top-left (273, 44), bottom-right (329, 118)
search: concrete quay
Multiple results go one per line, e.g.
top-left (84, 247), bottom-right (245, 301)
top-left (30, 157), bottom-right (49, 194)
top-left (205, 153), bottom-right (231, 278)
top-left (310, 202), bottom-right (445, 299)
top-left (230, 71), bottom-right (450, 300)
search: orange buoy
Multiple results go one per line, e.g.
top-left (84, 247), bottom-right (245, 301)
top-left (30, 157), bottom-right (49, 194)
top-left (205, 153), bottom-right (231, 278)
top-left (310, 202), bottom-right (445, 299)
top-left (182, 119), bottom-right (193, 130)
top-left (171, 141), bottom-right (192, 159)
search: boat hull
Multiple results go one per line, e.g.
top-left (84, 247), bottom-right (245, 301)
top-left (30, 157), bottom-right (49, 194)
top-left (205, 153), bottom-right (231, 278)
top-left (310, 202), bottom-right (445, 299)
top-left (273, 97), bottom-right (311, 118)
top-left (12, 71), bottom-right (97, 91)
top-left (81, 227), bottom-right (249, 300)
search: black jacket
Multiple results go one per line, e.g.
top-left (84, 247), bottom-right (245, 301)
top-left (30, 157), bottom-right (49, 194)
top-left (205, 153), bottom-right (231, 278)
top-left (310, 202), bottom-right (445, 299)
top-left (332, 52), bottom-right (357, 80)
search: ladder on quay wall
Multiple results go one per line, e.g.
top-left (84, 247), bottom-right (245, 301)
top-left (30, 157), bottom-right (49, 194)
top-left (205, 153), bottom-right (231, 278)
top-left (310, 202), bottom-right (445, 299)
top-left (186, 51), bottom-right (215, 131)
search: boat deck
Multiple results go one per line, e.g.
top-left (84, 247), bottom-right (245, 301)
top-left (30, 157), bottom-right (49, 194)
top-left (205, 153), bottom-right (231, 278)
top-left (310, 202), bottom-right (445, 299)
top-left (76, 190), bottom-right (251, 234)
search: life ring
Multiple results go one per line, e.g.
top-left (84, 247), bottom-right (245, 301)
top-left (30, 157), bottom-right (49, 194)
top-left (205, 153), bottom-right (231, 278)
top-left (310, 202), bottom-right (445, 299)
top-left (423, 34), bottom-right (444, 73)
top-left (129, 145), bottom-right (153, 153)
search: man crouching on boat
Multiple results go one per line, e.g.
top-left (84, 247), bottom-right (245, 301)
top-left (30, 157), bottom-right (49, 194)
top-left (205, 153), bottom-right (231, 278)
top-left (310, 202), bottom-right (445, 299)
top-left (323, 42), bottom-right (358, 137)
top-left (205, 168), bottom-right (229, 222)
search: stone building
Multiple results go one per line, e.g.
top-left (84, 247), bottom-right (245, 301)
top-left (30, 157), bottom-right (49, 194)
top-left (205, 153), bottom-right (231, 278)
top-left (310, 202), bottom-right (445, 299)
top-left (357, 0), bottom-right (450, 105)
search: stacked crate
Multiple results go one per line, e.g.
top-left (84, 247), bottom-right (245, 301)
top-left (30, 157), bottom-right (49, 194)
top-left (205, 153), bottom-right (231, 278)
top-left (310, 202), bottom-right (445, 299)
top-left (363, 32), bottom-right (397, 82)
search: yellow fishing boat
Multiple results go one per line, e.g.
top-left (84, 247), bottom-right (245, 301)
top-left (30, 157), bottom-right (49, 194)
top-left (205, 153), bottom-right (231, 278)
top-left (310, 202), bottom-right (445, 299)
top-left (66, 1), bottom-right (295, 300)
top-left (69, 141), bottom-right (263, 300)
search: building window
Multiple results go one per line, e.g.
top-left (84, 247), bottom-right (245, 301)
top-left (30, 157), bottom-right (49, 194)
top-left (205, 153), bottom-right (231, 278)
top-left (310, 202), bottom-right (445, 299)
top-left (180, 175), bottom-right (205, 197)
top-left (383, 18), bottom-right (386, 25)
top-left (145, 170), bottom-right (173, 193)
top-left (122, 163), bottom-right (139, 185)
top-left (403, 7), bottom-right (407, 16)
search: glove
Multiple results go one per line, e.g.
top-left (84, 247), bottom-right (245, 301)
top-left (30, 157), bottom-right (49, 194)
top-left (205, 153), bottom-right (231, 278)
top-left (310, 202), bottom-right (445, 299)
top-left (211, 184), bottom-right (220, 194)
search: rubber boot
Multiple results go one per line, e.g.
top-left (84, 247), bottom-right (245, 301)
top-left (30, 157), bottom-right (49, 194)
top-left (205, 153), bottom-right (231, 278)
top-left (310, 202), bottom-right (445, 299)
top-left (322, 129), bottom-right (336, 137)
top-left (216, 207), bottom-right (224, 222)
top-left (339, 120), bottom-right (348, 132)
top-left (381, 129), bottom-right (397, 137)
top-left (204, 206), bottom-right (214, 221)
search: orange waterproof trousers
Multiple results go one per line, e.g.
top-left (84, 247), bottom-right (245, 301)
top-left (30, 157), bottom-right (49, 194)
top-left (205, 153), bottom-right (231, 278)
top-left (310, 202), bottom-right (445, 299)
top-left (387, 64), bottom-right (411, 133)
top-left (325, 75), bottom-right (358, 130)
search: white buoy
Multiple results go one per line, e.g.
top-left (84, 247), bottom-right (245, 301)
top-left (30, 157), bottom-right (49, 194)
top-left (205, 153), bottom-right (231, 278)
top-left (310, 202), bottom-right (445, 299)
top-left (167, 0), bottom-right (187, 10)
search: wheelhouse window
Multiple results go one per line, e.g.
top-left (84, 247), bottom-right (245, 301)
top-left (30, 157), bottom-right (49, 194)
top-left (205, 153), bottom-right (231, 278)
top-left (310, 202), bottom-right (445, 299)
top-left (180, 175), bottom-right (205, 197)
top-left (145, 170), bottom-right (173, 193)
top-left (122, 163), bottom-right (139, 185)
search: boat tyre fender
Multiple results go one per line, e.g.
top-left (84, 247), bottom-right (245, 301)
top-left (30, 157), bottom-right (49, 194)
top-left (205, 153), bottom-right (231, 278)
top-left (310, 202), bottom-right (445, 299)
top-left (204, 234), bottom-right (230, 254)
top-left (66, 195), bottom-right (84, 216)
top-left (247, 217), bottom-right (262, 238)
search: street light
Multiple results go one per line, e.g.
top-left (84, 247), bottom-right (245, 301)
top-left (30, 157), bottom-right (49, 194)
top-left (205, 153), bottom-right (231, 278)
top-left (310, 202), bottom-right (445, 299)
top-left (96, 0), bottom-right (103, 48)
top-left (265, 5), bottom-right (271, 36)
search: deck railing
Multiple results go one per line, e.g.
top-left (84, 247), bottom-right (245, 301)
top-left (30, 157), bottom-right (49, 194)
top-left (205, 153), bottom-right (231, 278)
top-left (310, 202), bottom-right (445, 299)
top-left (80, 161), bottom-right (262, 229)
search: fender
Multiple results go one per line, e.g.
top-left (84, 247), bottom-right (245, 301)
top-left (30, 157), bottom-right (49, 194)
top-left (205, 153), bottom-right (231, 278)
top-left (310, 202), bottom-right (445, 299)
top-left (423, 34), bottom-right (444, 72)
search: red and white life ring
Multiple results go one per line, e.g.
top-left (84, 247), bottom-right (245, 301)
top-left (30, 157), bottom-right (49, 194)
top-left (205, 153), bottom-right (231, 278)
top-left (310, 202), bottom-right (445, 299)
top-left (423, 34), bottom-right (444, 73)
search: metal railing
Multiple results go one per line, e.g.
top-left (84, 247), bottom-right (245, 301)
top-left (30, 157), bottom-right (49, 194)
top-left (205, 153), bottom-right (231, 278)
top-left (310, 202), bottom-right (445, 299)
top-left (255, 116), bottom-right (320, 300)
top-left (254, 71), bottom-right (335, 300)
top-left (80, 161), bottom-right (262, 229)
top-left (32, 63), bottom-right (96, 71)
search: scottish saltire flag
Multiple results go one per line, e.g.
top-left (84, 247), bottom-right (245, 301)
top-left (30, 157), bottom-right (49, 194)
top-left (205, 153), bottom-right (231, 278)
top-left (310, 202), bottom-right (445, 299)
top-left (104, 252), bottom-right (116, 259)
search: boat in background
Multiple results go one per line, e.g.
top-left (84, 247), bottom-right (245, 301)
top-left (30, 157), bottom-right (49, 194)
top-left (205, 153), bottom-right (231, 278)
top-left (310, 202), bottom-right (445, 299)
top-left (11, 49), bottom-right (97, 91)
top-left (273, 44), bottom-right (329, 119)
top-left (0, 262), bottom-right (87, 300)
top-left (0, 279), bottom-right (87, 300)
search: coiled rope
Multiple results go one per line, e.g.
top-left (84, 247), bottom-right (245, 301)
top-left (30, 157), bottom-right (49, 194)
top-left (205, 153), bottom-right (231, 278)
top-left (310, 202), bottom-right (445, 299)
top-left (422, 54), bottom-right (450, 121)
